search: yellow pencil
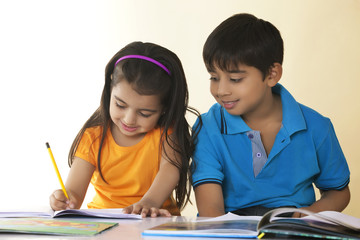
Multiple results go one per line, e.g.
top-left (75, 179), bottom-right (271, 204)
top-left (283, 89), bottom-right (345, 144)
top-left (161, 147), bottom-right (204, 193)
top-left (46, 142), bottom-right (69, 199)
top-left (257, 232), bottom-right (265, 239)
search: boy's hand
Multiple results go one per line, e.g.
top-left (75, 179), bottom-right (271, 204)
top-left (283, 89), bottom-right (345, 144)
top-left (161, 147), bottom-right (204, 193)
top-left (49, 189), bottom-right (77, 211)
top-left (123, 201), bottom-right (171, 218)
top-left (290, 206), bottom-right (312, 218)
top-left (291, 187), bottom-right (351, 218)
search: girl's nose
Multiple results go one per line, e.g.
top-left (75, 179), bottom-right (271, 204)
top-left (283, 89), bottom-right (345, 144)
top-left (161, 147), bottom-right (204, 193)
top-left (123, 110), bottom-right (136, 125)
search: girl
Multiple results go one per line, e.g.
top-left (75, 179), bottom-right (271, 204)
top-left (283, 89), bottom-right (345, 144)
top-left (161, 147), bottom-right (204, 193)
top-left (50, 41), bottom-right (199, 217)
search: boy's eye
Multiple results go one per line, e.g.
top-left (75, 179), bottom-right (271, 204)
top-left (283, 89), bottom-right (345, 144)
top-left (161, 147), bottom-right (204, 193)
top-left (230, 78), bottom-right (243, 83)
top-left (209, 76), bottom-right (218, 81)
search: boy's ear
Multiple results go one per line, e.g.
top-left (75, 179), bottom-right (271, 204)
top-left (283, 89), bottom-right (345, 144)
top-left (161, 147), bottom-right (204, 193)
top-left (266, 63), bottom-right (282, 87)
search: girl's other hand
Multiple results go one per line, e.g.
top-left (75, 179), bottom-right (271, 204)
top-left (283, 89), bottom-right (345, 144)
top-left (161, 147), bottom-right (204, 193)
top-left (49, 189), bottom-right (77, 211)
top-left (123, 202), bottom-right (171, 218)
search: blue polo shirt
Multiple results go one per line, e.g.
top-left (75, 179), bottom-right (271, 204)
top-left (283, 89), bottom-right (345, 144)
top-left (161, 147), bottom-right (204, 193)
top-left (191, 84), bottom-right (350, 212)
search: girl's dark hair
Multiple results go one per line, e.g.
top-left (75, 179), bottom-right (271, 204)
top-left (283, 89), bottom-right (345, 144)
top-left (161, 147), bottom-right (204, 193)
top-left (203, 13), bottom-right (284, 79)
top-left (68, 41), bottom-right (200, 210)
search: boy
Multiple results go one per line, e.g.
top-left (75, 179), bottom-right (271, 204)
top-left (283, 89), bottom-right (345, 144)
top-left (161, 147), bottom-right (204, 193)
top-left (191, 13), bottom-right (350, 217)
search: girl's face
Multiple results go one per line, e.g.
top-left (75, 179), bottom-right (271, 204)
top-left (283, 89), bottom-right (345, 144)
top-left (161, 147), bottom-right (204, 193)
top-left (109, 80), bottom-right (163, 146)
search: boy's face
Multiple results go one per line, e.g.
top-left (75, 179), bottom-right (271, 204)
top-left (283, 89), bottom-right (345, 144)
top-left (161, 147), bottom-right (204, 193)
top-left (209, 64), bottom-right (274, 117)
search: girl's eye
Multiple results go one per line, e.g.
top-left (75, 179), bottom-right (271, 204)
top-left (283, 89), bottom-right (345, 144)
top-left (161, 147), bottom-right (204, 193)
top-left (139, 112), bottom-right (152, 118)
top-left (115, 102), bottom-right (126, 108)
top-left (209, 76), bottom-right (218, 81)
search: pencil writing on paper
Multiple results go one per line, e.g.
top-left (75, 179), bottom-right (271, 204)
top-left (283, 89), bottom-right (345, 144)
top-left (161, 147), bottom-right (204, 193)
top-left (46, 142), bottom-right (69, 199)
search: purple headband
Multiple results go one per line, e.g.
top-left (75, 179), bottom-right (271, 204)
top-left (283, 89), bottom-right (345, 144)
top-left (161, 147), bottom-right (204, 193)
top-left (114, 55), bottom-right (171, 75)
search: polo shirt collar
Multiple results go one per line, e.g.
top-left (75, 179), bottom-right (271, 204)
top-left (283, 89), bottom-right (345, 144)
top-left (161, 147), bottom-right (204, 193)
top-left (222, 83), bottom-right (306, 135)
top-left (222, 108), bottom-right (250, 134)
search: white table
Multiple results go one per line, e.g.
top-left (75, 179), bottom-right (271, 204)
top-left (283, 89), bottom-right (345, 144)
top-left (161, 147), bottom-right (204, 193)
top-left (0, 216), bottom-right (302, 239)
top-left (0, 216), bottom-right (218, 240)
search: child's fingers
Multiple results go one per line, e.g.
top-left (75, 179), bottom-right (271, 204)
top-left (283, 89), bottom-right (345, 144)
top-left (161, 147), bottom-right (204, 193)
top-left (140, 207), bottom-right (150, 218)
top-left (123, 204), bottom-right (170, 218)
top-left (147, 208), bottom-right (171, 218)
top-left (158, 209), bottom-right (171, 217)
top-left (148, 208), bottom-right (159, 218)
top-left (292, 212), bottom-right (302, 218)
top-left (122, 205), bottom-right (133, 214)
top-left (49, 190), bottom-right (69, 211)
top-left (53, 189), bottom-right (68, 201)
top-left (125, 204), bottom-right (146, 216)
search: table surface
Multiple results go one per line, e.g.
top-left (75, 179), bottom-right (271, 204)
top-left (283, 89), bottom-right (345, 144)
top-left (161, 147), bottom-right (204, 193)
top-left (0, 216), bottom-right (309, 240)
top-left (0, 216), bottom-right (215, 240)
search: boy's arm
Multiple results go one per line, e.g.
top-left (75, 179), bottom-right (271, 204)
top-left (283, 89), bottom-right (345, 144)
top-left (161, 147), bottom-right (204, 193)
top-left (194, 183), bottom-right (225, 217)
top-left (296, 119), bottom-right (351, 217)
top-left (294, 186), bottom-right (350, 217)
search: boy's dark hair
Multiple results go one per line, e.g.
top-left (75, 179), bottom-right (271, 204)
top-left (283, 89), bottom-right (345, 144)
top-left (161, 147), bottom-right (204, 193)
top-left (203, 13), bottom-right (284, 79)
top-left (68, 41), bottom-right (200, 210)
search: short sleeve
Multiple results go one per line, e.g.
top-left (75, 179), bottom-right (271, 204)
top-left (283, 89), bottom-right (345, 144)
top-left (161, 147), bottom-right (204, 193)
top-left (314, 121), bottom-right (350, 190)
top-left (74, 128), bottom-right (100, 167)
top-left (191, 117), bottom-right (224, 188)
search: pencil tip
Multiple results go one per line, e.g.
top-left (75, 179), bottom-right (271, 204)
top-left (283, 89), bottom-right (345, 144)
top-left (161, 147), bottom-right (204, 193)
top-left (46, 142), bottom-right (50, 148)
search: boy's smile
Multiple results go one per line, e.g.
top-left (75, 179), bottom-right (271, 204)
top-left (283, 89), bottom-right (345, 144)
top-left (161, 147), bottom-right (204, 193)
top-left (222, 100), bottom-right (239, 110)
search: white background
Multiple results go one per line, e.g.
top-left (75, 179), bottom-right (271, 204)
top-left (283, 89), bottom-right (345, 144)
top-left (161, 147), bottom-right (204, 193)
top-left (1, 0), bottom-right (359, 217)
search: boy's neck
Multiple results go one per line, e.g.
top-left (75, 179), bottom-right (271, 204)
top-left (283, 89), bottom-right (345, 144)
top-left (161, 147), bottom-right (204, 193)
top-left (242, 93), bottom-right (282, 130)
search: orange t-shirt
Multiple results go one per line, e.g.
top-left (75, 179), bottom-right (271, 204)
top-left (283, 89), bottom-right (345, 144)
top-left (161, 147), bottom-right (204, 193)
top-left (75, 126), bottom-right (180, 215)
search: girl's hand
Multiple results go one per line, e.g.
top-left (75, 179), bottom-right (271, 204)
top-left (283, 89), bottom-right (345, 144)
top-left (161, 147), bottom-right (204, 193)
top-left (123, 201), bottom-right (171, 218)
top-left (49, 158), bottom-right (94, 211)
top-left (49, 189), bottom-right (77, 211)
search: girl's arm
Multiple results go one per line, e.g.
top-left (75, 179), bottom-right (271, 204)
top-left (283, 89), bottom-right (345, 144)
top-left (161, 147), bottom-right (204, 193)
top-left (293, 186), bottom-right (350, 217)
top-left (49, 157), bottom-right (95, 211)
top-left (194, 183), bottom-right (225, 217)
top-left (123, 136), bottom-right (181, 217)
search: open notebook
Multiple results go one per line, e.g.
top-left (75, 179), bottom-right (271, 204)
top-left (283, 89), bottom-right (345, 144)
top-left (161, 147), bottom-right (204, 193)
top-left (0, 208), bottom-right (142, 219)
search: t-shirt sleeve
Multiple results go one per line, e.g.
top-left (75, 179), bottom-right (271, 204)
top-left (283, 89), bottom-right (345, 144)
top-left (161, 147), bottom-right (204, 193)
top-left (74, 129), bottom-right (98, 167)
top-left (191, 117), bottom-right (224, 188)
top-left (314, 120), bottom-right (350, 190)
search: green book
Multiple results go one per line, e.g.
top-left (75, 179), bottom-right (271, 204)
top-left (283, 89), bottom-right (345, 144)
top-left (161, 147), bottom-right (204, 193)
top-left (0, 218), bottom-right (118, 236)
